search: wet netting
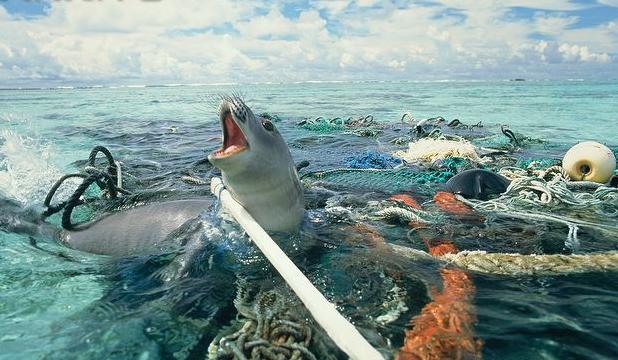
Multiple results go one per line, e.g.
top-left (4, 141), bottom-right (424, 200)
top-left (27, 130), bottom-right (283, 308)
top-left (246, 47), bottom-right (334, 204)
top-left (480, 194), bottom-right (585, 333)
top-left (10, 107), bottom-right (617, 360)
top-left (268, 112), bottom-right (618, 358)
top-left (208, 281), bottom-right (338, 360)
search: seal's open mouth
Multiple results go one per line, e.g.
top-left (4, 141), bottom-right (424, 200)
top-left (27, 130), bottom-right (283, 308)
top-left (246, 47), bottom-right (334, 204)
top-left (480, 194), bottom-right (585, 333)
top-left (212, 110), bottom-right (248, 158)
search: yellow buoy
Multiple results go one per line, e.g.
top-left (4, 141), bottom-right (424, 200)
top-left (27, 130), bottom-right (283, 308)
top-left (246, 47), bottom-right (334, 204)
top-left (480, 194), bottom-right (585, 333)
top-left (562, 141), bottom-right (616, 183)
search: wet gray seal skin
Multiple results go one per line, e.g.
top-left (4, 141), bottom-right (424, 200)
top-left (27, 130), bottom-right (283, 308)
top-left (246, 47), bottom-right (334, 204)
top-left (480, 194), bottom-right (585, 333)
top-left (59, 199), bottom-right (212, 257)
top-left (208, 96), bottom-right (304, 232)
top-left (444, 169), bottom-right (510, 200)
top-left (1, 196), bottom-right (212, 257)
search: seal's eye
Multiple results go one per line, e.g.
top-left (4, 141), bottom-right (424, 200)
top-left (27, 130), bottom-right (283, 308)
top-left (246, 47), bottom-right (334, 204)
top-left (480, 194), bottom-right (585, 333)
top-left (262, 120), bottom-right (274, 132)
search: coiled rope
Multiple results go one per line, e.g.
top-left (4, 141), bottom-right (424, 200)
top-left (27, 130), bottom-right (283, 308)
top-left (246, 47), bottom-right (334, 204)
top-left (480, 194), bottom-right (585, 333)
top-left (457, 167), bottom-right (618, 238)
top-left (42, 146), bottom-right (131, 230)
top-left (209, 286), bottom-right (326, 360)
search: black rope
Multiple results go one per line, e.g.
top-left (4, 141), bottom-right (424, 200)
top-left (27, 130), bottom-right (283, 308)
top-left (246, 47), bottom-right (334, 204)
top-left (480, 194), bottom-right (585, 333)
top-left (447, 119), bottom-right (461, 127)
top-left (62, 171), bottom-right (119, 230)
top-left (41, 174), bottom-right (89, 218)
top-left (501, 125), bottom-right (520, 146)
top-left (88, 145), bottom-right (118, 186)
top-left (296, 160), bottom-right (310, 172)
top-left (42, 146), bottom-right (131, 230)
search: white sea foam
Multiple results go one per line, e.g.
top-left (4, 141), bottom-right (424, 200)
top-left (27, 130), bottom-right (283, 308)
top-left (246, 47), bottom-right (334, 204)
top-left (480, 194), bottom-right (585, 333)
top-left (0, 130), bottom-right (75, 207)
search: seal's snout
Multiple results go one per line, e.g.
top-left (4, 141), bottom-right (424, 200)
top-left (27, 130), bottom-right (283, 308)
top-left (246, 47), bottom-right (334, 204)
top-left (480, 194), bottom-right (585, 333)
top-left (211, 98), bottom-right (249, 159)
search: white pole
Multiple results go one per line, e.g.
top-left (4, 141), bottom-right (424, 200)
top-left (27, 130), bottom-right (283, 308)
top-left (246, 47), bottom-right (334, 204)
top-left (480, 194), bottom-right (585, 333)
top-left (211, 177), bottom-right (384, 360)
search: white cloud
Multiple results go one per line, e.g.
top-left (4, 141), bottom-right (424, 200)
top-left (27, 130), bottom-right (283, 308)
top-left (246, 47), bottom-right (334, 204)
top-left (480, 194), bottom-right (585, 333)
top-left (313, 1), bottom-right (350, 15)
top-left (558, 43), bottom-right (611, 63)
top-left (46, 0), bottom-right (252, 33)
top-left (597, 0), bottom-right (618, 7)
top-left (514, 40), bottom-right (611, 64)
top-left (0, 0), bottom-right (615, 86)
top-left (356, 0), bottom-right (381, 7)
top-left (534, 14), bottom-right (579, 35)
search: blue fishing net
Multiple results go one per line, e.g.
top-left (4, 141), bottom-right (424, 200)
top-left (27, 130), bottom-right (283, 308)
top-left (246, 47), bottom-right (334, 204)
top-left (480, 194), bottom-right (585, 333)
top-left (345, 150), bottom-right (402, 169)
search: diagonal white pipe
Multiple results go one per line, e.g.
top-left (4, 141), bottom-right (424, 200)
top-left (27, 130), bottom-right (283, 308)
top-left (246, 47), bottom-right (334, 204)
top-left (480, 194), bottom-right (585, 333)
top-left (211, 177), bottom-right (384, 360)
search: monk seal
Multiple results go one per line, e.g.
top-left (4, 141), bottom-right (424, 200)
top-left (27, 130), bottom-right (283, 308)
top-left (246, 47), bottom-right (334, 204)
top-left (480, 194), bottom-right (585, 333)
top-left (207, 95), bottom-right (304, 232)
top-left (444, 169), bottom-right (510, 200)
top-left (2, 96), bottom-right (304, 257)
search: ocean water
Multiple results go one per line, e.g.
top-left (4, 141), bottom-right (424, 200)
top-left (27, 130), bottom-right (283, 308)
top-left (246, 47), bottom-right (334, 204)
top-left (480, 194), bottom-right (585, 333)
top-left (0, 80), bottom-right (617, 359)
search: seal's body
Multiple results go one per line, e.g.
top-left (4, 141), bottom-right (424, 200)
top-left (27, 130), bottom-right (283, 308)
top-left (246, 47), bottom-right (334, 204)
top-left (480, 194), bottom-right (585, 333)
top-left (208, 96), bottom-right (304, 232)
top-left (2, 96), bottom-right (304, 257)
top-left (444, 169), bottom-right (510, 200)
top-left (59, 200), bottom-right (212, 256)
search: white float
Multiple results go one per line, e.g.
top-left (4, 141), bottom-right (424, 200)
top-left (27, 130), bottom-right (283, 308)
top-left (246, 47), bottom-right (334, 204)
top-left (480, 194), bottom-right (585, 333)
top-left (563, 141), bottom-right (616, 183)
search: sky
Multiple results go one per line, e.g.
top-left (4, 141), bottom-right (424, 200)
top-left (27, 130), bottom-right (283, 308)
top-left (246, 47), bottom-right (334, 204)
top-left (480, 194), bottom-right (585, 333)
top-left (0, 0), bottom-right (617, 87)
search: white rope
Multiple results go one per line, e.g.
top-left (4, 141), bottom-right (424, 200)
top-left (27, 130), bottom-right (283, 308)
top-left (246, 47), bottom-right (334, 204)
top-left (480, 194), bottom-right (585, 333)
top-left (390, 244), bottom-right (618, 276)
top-left (210, 177), bottom-right (383, 360)
top-left (114, 160), bottom-right (123, 189)
top-left (565, 224), bottom-right (580, 251)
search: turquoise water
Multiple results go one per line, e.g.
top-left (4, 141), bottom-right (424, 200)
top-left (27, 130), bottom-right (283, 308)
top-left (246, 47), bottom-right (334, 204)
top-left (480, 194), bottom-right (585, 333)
top-left (1, 80), bottom-right (617, 359)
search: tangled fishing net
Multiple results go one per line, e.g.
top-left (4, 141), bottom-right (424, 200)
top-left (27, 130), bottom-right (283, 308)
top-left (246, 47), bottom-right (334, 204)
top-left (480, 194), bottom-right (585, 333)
top-left (258, 113), bottom-right (282, 122)
top-left (393, 138), bottom-right (485, 165)
top-left (493, 166), bottom-right (618, 210)
top-left (208, 284), bottom-right (336, 360)
top-left (299, 115), bottom-right (385, 135)
top-left (458, 164), bottom-right (618, 245)
top-left (345, 150), bottom-right (402, 169)
top-left (301, 167), bottom-right (456, 193)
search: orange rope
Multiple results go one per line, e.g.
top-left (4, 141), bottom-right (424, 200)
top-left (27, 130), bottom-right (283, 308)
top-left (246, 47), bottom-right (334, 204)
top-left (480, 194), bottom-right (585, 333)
top-left (390, 194), bottom-right (423, 210)
top-left (397, 192), bottom-right (482, 360)
top-left (398, 267), bottom-right (481, 360)
top-left (433, 191), bottom-right (479, 219)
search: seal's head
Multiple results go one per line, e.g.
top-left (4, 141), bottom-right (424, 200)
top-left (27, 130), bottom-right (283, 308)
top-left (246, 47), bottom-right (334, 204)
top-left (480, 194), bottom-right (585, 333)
top-left (208, 96), bottom-right (289, 175)
top-left (208, 95), bottom-right (304, 232)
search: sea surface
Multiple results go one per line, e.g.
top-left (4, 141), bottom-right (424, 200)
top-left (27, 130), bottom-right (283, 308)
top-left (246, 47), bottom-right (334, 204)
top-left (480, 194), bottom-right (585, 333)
top-left (0, 80), bottom-right (617, 359)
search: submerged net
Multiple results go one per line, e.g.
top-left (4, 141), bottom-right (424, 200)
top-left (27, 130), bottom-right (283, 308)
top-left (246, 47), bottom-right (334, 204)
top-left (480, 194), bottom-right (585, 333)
top-left (208, 284), bottom-right (336, 360)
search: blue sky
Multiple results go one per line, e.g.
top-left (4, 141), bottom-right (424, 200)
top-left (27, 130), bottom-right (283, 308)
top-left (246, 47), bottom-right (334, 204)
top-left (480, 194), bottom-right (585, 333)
top-left (0, 0), bottom-right (616, 86)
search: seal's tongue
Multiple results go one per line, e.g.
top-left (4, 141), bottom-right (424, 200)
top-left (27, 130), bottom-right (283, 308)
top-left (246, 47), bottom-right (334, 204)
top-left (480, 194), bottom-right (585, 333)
top-left (219, 112), bottom-right (247, 156)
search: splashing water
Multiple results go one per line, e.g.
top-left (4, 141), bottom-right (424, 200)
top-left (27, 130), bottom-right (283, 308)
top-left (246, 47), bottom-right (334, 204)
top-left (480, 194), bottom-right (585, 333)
top-left (0, 130), bottom-right (69, 207)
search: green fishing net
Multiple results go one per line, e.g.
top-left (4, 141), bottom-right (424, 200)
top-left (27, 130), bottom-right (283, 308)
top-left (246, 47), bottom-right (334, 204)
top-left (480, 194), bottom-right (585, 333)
top-left (300, 117), bottom-right (345, 132)
top-left (302, 168), bottom-right (455, 192)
